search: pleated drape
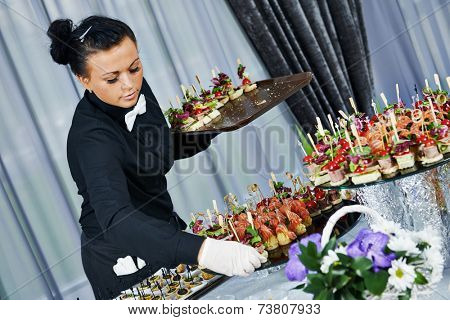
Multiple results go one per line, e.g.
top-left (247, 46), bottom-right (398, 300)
top-left (227, 0), bottom-right (373, 133)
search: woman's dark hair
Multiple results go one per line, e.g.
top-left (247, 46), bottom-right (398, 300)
top-left (47, 15), bottom-right (137, 77)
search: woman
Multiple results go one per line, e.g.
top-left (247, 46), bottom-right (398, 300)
top-left (47, 15), bottom-right (266, 300)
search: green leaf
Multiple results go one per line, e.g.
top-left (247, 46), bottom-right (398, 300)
top-left (363, 270), bottom-right (389, 296)
top-left (351, 257), bottom-right (373, 272)
top-left (398, 288), bottom-right (412, 300)
top-left (299, 242), bottom-right (321, 271)
top-left (414, 271), bottom-right (428, 285)
top-left (245, 226), bottom-right (258, 237)
top-left (274, 181), bottom-right (284, 189)
top-left (307, 274), bottom-right (326, 287)
top-left (341, 288), bottom-right (357, 300)
top-left (315, 289), bottom-right (333, 300)
top-left (290, 283), bottom-right (306, 290)
top-left (417, 242), bottom-right (431, 251)
top-left (306, 241), bottom-right (320, 258)
top-left (336, 253), bottom-right (352, 267)
top-left (353, 280), bottom-right (365, 292)
top-left (296, 125), bottom-right (314, 155)
top-left (325, 268), bottom-right (333, 286)
top-left (299, 253), bottom-right (321, 271)
top-left (250, 235), bottom-right (262, 245)
top-left (321, 237), bottom-right (337, 257)
top-left (334, 275), bottom-right (351, 290)
top-left (331, 268), bottom-right (347, 276)
top-left (303, 276), bottom-right (326, 295)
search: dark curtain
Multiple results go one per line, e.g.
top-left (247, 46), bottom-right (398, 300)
top-left (227, 0), bottom-right (373, 133)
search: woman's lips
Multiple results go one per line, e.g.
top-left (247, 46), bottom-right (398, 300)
top-left (122, 91), bottom-right (137, 101)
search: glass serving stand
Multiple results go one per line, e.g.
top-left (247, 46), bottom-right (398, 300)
top-left (320, 154), bottom-right (450, 262)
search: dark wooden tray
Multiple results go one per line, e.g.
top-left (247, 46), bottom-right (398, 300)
top-left (173, 72), bottom-right (313, 135)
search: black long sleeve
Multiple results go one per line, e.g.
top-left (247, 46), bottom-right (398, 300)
top-left (67, 78), bottom-right (210, 272)
top-left (172, 132), bottom-right (220, 160)
top-left (74, 125), bottom-right (204, 267)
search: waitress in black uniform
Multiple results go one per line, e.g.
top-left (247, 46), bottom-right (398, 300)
top-left (46, 16), bottom-right (266, 299)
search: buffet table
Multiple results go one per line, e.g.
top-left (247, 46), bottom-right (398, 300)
top-left (200, 219), bottom-right (450, 300)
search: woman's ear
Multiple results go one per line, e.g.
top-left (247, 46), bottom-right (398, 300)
top-left (76, 74), bottom-right (92, 93)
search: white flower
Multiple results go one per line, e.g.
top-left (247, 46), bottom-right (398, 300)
top-left (422, 247), bottom-right (444, 284)
top-left (335, 245), bottom-right (347, 255)
top-left (371, 219), bottom-right (403, 236)
top-left (388, 235), bottom-right (421, 256)
top-left (320, 250), bottom-right (339, 273)
top-left (412, 227), bottom-right (442, 251)
top-left (388, 258), bottom-right (416, 291)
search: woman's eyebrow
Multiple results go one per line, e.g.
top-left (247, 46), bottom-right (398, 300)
top-left (101, 58), bottom-right (140, 76)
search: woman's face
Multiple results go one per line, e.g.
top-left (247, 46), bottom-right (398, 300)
top-left (77, 36), bottom-right (144, 108)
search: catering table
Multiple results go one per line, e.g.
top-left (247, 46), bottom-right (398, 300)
top-left (200, 219), bottom-right (450, 300)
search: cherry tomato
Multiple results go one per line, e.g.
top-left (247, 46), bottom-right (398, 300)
top-left (329, 162), bottom-right (341, 171)
top-left (306, 200), bottom-right (318, 210)
top-left (214, 91), bottom-right (222, 97)
top-left (377, 150), bottom-right (389, 157)
top-left (338, 139), bottom-right (349, 148)
top-left (441, 119), bottom-right (450, 127)
top-left (355, 166), bottom-right (366, 174)
top-left (424, 139), bottom-right (436, 147)
top-left (334, 154), bottom-right (346, 164)
top-left (303, 155), bottom-right (314, 164)
top-left (337, 147), bottom-right (348, 156)
top-left (322, 162), bottom-right (331, 171)
top-left (242, 78), bottom-right (252, 85)
top-left (415, 134), bottom-right (428, 144)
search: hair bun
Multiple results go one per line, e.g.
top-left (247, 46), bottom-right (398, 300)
top-left (47, 19), bottom-right (74, 65)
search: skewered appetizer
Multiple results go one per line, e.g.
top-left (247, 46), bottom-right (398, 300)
top-left (237, 59), bottom-right (258, 92)
top-left (300, 77), bottom-right (449, 186)
top-left (165, 60), bottom-right (262, 131)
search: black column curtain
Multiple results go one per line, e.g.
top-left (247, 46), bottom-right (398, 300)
top-left (228, 0), bottom-right (373, 133)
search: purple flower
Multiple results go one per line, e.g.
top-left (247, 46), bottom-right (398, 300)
top-left (347, 229), bottom-right (395, 271)
top-left (286, 243), bottom-right (307, 281)
top-left (300, 233), bottom-right (322, 251)
top-left (285, 234), bottom-right (322, 281)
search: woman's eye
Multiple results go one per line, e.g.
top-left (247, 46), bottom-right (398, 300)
top-left (107, 78), bottom-right (118, 84)
top-left (130, 67), bottom-right (140, 73)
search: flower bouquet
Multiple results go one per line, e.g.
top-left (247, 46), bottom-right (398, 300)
top-left (286, 205), bottom-right (444, 300)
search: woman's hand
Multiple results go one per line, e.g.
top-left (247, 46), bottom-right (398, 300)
top-left (197, 238), bottom-right (267, 277)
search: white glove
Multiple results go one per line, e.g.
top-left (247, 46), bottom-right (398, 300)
top-left (113, 256), bottom-right (146, 276)
top-left (198, 238), bottom-right (267, 277)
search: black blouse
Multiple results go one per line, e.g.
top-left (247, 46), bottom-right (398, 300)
top-left (67, 78), bottom-right (216, 296)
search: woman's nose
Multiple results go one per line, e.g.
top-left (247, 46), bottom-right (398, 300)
top-left (120, 74), bottom-right (133, 90)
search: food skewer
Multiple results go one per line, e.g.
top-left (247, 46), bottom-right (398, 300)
top-left (344, 128), bottom-right (355, 153)
top-left (297, 141), bottom-right (307, 156)
top-left (349, 97), bottom-right (358, 114)
top-left (396, 83), bottom-right (401, 104)
top-left (434, 73), bottom-right (442, 91)
top-left (350, 124), bottom-right (363, 152)
top-left (380, 92), bottom-right (389, 108)
top-left (307, 133), bottom-right (319, 154)
top-left (327, 114), bottom-right (336, 136)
